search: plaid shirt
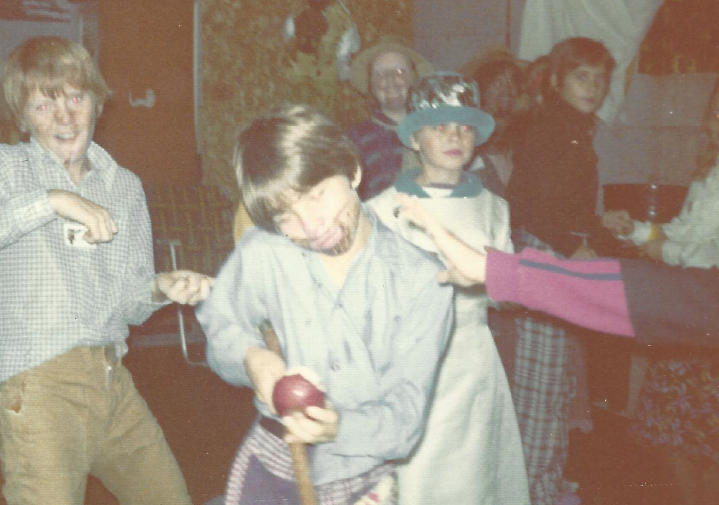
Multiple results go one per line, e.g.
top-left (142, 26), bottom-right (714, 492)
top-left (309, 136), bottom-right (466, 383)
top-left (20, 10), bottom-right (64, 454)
top-left (0, 139), bottom-right (161, 383)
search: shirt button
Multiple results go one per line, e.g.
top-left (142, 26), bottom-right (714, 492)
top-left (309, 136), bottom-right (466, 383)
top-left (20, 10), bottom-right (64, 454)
top-left (331, 362), bottom-right (340, 372)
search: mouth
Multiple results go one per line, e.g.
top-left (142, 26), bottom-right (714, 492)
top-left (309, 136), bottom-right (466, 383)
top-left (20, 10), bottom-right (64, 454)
top-left (54, 132), bottom-right (80, 142)
top-left (444, 149), bottom-right (465, 157)
top-left (309, 226), bottom-right (342, 251)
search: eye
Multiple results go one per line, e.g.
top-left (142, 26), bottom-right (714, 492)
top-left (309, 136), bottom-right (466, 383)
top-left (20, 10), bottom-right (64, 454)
top-left (68, 94), bottom-right (84, 107)
top-left (34, 103), bottom-right (49, 112)
top-left (433, 124), bottom-right (447, 132)
top-left (462, 125), bottom-right (474, 132)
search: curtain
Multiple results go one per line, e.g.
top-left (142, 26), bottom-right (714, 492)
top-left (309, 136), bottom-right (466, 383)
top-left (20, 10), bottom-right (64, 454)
top-left (517, 0), bottom-right (663, 124)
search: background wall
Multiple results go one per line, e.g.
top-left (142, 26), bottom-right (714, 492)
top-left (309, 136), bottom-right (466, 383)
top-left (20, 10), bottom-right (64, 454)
top-left (413, 0), bottom-right (524, 71)
top-left (94, 0), bottom-right (199, 186)
top-left (198, 0), bottom-right (414, 199)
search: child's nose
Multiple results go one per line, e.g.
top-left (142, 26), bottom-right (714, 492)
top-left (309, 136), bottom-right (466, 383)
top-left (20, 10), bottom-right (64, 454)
top-left (53, 104), bottom-right (71, 124)
top-left (590, 77), bottom-right (604, 93)
top-left (298, 210), bottom-right (325, 237)
top-left (447, 125), bottom-right (462, 138)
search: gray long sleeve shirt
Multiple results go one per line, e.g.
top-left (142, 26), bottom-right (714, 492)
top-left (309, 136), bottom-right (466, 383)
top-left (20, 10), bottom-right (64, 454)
top-left (197, 209), bottom-right (454, 485)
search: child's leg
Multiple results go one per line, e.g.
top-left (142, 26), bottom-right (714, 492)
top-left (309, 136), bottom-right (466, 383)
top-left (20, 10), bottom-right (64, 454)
top-left (512, 314), bottom-right (572, 505)
top-left (224, 420), bottom-right (300, 505)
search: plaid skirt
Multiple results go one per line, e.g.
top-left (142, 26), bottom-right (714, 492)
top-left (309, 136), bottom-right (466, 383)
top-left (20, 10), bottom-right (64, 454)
top-left (511, 229), bottom-right (580, 505)
top-left (224, 418), bottom-right (397, 505)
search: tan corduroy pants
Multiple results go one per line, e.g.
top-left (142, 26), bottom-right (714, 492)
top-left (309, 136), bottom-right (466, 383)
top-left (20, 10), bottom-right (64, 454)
top-left (0, 346), bottom-right (192, 505)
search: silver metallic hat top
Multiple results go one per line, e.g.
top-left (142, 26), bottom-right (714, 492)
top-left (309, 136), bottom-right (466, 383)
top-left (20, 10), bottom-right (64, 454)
top-left (407, 71), bottom-right (481, 113)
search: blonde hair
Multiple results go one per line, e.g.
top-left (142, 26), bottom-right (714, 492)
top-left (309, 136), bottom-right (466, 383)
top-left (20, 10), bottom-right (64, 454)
top-left (2, 36), bottom-right (110, 128)
top-left (234, 104), bottom-right (360, 232)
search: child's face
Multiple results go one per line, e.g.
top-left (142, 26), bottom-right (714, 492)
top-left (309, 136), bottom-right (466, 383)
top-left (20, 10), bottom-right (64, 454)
top-left (553, 64), bottom-right (609, 115)
top-left (412, 123), bottom-right (475, 177)
top-left (370, 51), bottom-right (416, 116)
top-left (272, 172), bottom-right (362, 257)
top-left (482, 68), bottom-right (522, 120)
top-left (23, 83), bottom-right (96, 172)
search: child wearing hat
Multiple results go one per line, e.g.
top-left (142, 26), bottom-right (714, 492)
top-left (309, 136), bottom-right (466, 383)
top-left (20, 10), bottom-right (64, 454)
top-left (368, 72), bottom-right (530, 505)
top-left (348, 36), bottom-right (434, 201)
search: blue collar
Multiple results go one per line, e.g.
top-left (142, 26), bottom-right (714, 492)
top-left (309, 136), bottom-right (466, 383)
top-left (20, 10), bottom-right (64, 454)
top-left (393, 169), bottom-right (484, 198)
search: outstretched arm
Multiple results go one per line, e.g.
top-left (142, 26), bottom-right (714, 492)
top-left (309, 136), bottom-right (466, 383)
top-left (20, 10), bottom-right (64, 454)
top-left (397, 193), bottom-right (719, 346)
top-left (396, 193), bottom-right (633, 336)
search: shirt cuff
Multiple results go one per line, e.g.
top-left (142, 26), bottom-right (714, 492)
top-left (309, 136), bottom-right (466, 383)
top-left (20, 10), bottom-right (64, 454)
top-left (660, 240), bottom-right (682, 265)
top-left (625, 220), bottom-right (652, 245)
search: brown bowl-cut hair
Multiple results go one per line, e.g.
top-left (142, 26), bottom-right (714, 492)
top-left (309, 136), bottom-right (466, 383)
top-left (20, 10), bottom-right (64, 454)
top-left (2, 36), bottom-right (111, 129)
top-left (548, 37), bottom-right (616, 88)
top-left (234, 104), bottom-right (361, 232)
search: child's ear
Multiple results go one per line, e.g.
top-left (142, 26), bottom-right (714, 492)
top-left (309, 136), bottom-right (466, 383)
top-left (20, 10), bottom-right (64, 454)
top-left (410, 132), bottom-right (421, 151)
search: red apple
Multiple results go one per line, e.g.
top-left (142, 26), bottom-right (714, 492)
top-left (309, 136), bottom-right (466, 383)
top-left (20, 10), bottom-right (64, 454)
top-left (272, 367), bottom-right (326, 417)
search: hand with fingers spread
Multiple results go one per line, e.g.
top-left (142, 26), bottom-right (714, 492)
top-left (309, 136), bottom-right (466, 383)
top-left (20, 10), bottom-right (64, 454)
top-left (48, 189), bottom-right (118, 243)
top-left (152, 270), bottom-right (214, 305)
top-left (395, 193), bottom-right (488, 286)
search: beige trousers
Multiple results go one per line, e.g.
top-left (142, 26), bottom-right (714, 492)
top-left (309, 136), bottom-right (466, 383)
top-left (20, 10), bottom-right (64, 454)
top-left (0, 346), bottom-right (192, 505)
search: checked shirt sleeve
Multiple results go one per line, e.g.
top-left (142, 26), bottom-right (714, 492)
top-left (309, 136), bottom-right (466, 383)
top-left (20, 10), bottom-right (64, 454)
top-left (113, 183), bottom-right (165, 325)
top-left (0, 149), bottom-right (57, 249)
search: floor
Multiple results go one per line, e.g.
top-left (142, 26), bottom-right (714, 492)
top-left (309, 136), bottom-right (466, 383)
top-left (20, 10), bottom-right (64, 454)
top-left (0, 339), bottom-right (689, 505)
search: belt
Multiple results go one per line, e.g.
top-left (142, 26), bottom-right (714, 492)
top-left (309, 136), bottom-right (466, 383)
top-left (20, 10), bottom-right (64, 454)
top-left (259, 416), bottom-right (285, 439)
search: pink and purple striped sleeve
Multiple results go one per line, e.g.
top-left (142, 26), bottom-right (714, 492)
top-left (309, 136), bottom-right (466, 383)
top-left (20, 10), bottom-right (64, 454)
top-left (486, 248), bottom-right (636, 337)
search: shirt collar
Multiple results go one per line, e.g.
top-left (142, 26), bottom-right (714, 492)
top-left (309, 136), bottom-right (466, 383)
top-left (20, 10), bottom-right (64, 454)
top-left (27, 137), bottom-right (116, 189)
top-left (392, 168), bottom-right (484, 198)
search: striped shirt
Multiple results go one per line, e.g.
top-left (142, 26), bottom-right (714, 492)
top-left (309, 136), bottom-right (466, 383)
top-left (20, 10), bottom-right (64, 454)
top-left (348, 111), bottom-right (406, 201)
top-left (0, 138), bottom-right (161, 383)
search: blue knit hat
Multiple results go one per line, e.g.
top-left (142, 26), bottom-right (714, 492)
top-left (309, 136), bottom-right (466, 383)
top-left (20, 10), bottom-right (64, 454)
top-left (397, 72), bottom-right (495, 148)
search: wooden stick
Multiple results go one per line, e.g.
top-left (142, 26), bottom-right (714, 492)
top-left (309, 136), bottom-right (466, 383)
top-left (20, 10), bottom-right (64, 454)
top-left (259, 321), bottom-right (319, 505)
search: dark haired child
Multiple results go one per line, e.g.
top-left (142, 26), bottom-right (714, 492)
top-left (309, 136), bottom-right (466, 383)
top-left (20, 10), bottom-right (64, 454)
top-left (197, 104), bottom-right (454, 505)
top-left (503, 36), bottom-right (618, 505)
top-left (468, 56), bottom-right (525, 198)
top-left (369, 72), bottom-right (530, 505)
